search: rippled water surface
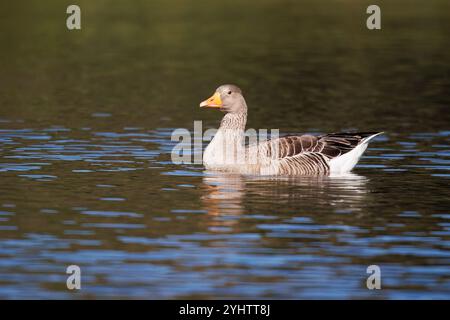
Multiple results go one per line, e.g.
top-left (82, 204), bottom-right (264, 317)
top-left (0, 0), bottom-right (449, 299)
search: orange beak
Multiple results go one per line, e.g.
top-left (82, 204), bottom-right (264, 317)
top-left (200, 92), bottom-right (222, 108)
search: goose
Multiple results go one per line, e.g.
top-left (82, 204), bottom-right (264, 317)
top-left (200, 84), bottom-right (383, 175)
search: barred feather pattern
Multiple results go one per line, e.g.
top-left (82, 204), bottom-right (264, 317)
top-left (249, 136), bottom-right (331, 175)
top-left (220, 112), bottom-right (247, 130)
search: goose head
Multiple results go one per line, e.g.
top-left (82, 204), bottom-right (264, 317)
top-left (200, 84), bottom-right (247, 114)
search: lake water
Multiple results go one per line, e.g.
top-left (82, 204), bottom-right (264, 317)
top-left (0, 0), bottom-right (449, 299)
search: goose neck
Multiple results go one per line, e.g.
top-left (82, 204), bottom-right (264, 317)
top-left (219, 112), bottom-right (247, 131)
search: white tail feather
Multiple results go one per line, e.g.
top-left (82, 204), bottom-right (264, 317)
top-left (329, 132), bottom-right (383, 174)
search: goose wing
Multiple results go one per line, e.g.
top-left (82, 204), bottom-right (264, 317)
top-left (263, 132), bottom-right (381, 159)
top-left (254, 132), bottom-right (381, 174)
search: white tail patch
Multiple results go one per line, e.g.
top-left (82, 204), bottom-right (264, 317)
top-left (329, 132), bottom-right (383, 174)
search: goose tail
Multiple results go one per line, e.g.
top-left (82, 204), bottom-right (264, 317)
top-left (329, 132), bottom-right (384, 174)
top-left (360, 131), bottom-right (384, 144)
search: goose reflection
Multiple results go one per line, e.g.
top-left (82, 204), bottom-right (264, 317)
top-left (201, 171), bottom-right (370, 217)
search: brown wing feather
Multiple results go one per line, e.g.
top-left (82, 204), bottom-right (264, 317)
top-left (317, 132), bottom-right (381, 159)
top-left (265, 132), bottom-right (381, 160)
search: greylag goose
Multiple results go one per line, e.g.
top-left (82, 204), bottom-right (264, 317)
top-left (200, 84), bottom-right (382, 175)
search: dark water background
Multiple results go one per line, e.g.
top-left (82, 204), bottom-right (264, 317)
top-left (0, 0), bottom-right (449, 298)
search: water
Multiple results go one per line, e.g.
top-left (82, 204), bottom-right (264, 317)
top-left (0, 0), bottom-right (449, 299)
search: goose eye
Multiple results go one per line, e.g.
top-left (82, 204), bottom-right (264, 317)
top-left (227, 91), bottom-right (232, 95)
